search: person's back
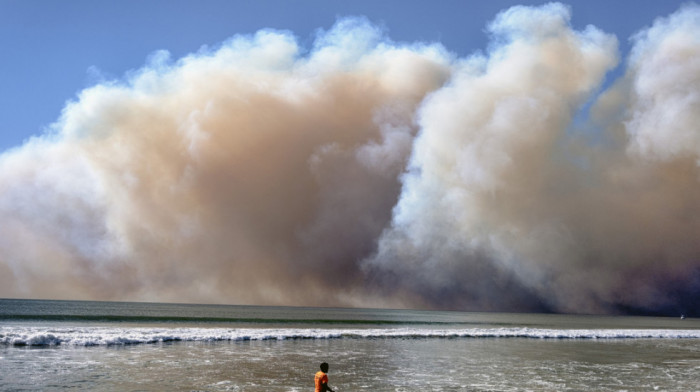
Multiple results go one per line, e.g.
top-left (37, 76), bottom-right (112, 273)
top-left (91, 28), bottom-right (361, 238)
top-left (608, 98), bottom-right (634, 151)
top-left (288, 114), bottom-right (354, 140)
top-left (314, 369), bottom-right (327, 392)
top-left (314, 362), bottom-right (334, 392)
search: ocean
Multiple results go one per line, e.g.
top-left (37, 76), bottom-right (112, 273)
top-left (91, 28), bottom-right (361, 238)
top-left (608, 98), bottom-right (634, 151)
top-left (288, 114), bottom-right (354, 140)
top-left (1, 299), bottom-right (699, 391)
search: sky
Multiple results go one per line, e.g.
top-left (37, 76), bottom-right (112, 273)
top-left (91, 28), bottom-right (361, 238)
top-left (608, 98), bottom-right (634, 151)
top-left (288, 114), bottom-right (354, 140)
top-left (1, 0), bottom-right (699, 315)
top-left (0, 0), bottom-right (685, 152)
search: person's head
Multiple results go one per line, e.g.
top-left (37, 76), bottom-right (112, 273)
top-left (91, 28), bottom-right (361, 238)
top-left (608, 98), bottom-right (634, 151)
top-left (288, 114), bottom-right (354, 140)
top-left (320, 362), bottom-right (329, 373)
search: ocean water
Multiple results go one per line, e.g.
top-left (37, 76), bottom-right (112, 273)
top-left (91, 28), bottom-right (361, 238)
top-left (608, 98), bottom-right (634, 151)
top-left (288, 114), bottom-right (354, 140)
top-left (1, 299), bottom-right (699, 391)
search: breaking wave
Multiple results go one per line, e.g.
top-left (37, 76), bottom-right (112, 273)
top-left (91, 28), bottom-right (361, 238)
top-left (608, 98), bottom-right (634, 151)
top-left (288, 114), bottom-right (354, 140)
top-left (3, 326), bottom-right (700, 347)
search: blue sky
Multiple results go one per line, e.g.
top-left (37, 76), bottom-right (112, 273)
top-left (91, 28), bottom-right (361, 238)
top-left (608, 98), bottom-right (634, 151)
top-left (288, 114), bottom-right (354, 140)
top-left (0, 0), bottom-right (688, 153)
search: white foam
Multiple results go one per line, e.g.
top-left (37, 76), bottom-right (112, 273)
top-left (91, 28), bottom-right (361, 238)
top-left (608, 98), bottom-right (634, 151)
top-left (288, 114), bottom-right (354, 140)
top-left (1, 326), bottom-right (699, 347)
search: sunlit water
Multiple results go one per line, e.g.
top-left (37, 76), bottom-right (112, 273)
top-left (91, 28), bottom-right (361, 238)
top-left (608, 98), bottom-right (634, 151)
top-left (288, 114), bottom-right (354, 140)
top-left (1, 299), bottom-right (699, 391)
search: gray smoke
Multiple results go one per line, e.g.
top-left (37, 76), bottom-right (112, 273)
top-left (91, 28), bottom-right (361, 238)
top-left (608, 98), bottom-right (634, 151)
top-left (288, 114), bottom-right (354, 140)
top-left (366, 3), bottom-right (700, 314)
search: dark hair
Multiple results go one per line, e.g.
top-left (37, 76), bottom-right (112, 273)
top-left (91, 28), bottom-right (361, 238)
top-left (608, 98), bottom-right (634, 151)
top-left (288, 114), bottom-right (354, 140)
top-left (320, 362), bottom-right (329, 372)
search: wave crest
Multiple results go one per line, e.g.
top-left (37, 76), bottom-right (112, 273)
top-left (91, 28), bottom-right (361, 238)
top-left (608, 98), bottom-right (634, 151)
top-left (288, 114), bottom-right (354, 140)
top-left (2, 326), bottom-right (700, 347)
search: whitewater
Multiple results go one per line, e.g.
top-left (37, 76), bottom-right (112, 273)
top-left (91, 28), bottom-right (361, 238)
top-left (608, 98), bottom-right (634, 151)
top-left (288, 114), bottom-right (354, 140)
top-left (3, 326), bottom-right (700, 347)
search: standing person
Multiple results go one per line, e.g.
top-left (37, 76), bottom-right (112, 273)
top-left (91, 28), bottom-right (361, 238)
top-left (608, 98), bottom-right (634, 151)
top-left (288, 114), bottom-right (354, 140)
top-left (314, 362), bottom-right (335, 392)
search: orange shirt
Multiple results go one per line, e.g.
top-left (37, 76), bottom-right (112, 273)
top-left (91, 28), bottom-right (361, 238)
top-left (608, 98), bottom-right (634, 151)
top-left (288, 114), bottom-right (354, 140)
top-left (314, 370), bottom-right (328, 392)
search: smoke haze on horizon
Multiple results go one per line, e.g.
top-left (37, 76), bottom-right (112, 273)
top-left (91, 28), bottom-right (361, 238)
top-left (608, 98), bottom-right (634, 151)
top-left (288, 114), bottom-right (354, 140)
top-left (2, 3), bottom-right (700, 315)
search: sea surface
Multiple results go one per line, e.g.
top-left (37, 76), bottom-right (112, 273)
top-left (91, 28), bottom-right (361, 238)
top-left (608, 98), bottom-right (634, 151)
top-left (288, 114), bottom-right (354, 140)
top-left (1, 299), bottom-right (699, 391)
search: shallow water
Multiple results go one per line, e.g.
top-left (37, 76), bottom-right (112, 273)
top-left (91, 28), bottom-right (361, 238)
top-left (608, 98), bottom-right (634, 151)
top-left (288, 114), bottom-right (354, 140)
top-left (3, 337), bottom-right (700, 391)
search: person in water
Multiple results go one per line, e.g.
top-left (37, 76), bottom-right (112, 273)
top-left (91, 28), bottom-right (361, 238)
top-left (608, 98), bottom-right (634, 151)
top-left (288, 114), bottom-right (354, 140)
top-left (314, 362), bottom-right (335, 392)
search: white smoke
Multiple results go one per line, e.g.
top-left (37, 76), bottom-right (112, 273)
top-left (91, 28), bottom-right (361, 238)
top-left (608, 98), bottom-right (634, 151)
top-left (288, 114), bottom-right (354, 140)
top-left (2, 4), bottom-right (700, 315)
top-left (366, 3), bottom-right (700, 314)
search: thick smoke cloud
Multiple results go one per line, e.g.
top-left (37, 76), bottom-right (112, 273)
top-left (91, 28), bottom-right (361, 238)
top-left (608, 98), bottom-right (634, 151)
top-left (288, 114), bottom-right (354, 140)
top-left (2, 4), bottom-right (700, 315)
top-left (366, 3), bottom-right (700, 315)
top-left (365, 3), bottom-right (621, 312)
top-left (0, 18), bottom-right (451, 307)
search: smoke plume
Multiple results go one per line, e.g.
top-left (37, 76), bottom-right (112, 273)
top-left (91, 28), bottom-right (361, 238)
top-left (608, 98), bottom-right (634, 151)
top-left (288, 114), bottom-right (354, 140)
top-left (2, 4), bottom-right (700, 315)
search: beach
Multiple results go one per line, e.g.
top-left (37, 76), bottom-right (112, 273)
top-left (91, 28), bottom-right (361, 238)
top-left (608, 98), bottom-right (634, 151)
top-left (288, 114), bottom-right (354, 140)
top-left (2, 299), bottom-right (700, 391)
